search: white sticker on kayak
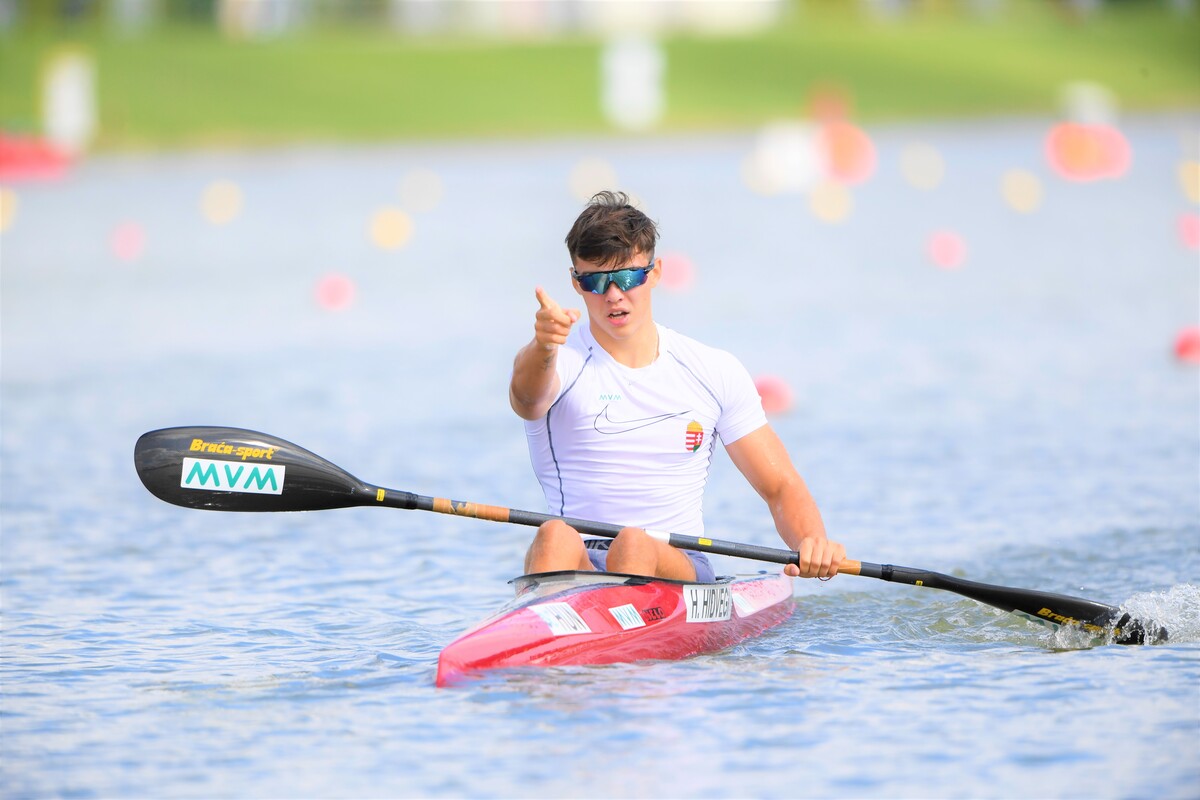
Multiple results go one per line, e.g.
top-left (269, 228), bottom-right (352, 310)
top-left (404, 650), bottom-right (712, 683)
top-left (181, 457), bottom-right (285, 495)
top-left (731, 591), bottom-right (756, 617)
top-left (530, 602), bottom-right (591, 636)
top-left (684, 585), bottom-right (732, 623)
top-left (608, 604), bottom-right (646, 630)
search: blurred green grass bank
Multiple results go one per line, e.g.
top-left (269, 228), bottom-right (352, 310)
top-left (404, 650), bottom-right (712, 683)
top-left (1, 0), bottom-right (1198, 151)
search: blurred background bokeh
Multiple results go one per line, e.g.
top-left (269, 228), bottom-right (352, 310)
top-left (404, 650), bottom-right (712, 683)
top-left (2, 0), bottom-right (1198, 371)
top-left (2, 0), bottom-right (1199, 149)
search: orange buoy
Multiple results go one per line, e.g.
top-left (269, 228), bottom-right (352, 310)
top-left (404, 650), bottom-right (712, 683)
top-left (1045, 123), bottom-right (1130, 182)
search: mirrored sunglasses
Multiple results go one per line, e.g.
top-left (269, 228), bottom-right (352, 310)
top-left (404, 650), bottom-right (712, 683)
top-left (571, 264), bottom-right (655, 294)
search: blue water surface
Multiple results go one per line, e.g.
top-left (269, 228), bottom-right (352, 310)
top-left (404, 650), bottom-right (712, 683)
top-left (2, 114), bottom-right (1198, 799)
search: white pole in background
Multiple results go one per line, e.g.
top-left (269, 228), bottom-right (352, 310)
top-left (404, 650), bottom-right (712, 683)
top-left (41, 48), bottom-right (97, 155)
top-left (601, 35), bottom-right (665, 132)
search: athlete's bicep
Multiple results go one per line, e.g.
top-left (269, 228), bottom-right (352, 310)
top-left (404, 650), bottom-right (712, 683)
top-left (724, 424), bottom-right (800, 502)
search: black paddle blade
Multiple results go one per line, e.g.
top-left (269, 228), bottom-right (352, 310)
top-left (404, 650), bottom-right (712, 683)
top-left (1106, 613), bottom-right (1168, 646)
top-left (865, 563), bottom-right (1168, 644)
top-left (134, 426), bottom-right (377, 512)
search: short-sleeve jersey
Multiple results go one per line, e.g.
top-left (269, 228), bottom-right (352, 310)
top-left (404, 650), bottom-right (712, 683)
top-left (522, 323), bottom-right (767, 536)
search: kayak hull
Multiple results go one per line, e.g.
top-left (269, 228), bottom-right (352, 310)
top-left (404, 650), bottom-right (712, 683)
top-left (436, 570), bottom-right (794, 686)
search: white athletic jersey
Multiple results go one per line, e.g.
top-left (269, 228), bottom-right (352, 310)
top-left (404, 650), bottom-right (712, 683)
top-left (522, 323), bottom-right (768, 536)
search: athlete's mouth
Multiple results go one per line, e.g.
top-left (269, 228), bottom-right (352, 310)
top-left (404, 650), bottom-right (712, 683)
top-left (608, 310), bottom-right (629, 319)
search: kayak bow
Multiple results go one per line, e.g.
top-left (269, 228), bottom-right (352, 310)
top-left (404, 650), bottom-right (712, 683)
top-left (436, 570), bottom-right (794, 687)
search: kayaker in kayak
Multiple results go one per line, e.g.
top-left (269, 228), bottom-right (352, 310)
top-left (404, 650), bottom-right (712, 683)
top-left (510, 190), bottom-right (844, 582)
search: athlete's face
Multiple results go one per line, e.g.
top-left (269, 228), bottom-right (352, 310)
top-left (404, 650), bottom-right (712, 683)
top-left (571, 252), bottom-right (661, 345)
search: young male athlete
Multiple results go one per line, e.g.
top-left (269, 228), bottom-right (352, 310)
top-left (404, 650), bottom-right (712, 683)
top-left (510, 191), bottom-right (844, 582)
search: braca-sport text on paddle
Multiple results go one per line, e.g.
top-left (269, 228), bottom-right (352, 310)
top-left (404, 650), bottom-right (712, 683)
top-left (134, 426), bottom-right (1167, 644)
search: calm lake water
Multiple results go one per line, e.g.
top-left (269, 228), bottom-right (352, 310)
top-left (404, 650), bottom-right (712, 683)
top-left (2, 114), bottom-right (1198, 799)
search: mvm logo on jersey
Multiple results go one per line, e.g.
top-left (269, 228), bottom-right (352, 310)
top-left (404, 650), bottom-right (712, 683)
top-left (685, 420), bottom-right (704, 453)
top-left (181, 457), bottom-right (285, 495)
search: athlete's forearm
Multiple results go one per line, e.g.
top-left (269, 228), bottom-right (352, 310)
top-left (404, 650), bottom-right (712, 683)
top-left (769, 476), bottom-right (828, 551)
top-left (769, 476), bottom-right (844, 580)
top-left (510, 339), bottom-right (559, 420)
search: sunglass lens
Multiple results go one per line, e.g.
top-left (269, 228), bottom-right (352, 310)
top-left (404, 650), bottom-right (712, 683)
top-left (612, 269), bottom-right (645, 291)
top-left (579, 273), bottom-right (608, 293)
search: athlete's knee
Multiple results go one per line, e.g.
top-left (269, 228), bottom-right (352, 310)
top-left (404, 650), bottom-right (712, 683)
top-left (610, 528), bottom-right (697, 581)
top-left (533, 519), bottom-right (581, 546)
top-left (612, 526), bottom-right (648, 543)
top-left (609, 527), bottom-right (654, 561)
top-left (526, 520), bottom-right (584, 570)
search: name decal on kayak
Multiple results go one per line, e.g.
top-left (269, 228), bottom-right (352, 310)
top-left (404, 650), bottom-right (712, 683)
top-left (180, 457), bottom-right (285, 495)
top-left (529, 602), bottom-right (591, 636)
top-left (608, 604), bottom-right (646, 630)
top-left (684, 585), bottom-right (732, 623)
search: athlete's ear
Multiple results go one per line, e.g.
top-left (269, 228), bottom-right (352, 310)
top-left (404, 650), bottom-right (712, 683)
top-left (648, 257), bottom-right (663, 289)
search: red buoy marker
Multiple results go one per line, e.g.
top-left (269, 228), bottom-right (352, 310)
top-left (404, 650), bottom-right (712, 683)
top-left (754, 374), bottom-right (794, 415)
top-left (1174, 327), bottom-right (1200, 365)
top-left (315, 273), bottom-right (356, 312)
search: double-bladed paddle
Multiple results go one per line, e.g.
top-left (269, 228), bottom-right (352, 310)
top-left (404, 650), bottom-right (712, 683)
top-left (134, 426), bottom-right (1167, 645)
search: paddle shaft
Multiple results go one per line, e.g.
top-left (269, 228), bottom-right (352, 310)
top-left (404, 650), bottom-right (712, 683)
top-left (373, 485), bottom-right (806, 564)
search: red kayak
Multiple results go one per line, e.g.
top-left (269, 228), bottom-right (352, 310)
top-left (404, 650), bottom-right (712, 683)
top-left (436, 570), bottom-right (795, 686)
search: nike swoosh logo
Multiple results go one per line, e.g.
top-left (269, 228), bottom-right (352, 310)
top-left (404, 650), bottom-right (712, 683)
top-left (593, 405), bottom-right (691, 435)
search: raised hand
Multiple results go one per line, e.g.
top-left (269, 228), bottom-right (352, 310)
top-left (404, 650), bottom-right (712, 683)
top-left (534, 286), bottom-right (581, 350)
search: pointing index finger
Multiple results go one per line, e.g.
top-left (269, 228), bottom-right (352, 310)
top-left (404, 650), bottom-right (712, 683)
top-left (535, 286), bottom-right (561, 312)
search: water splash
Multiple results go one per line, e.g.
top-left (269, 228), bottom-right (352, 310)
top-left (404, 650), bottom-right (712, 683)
top-left (1121, 583), bottom-right (1200, 643)
top-left (1042, 585), bottom-right (1197, 649)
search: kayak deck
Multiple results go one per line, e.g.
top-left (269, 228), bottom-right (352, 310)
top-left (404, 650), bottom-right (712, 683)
top-left (436, 570), bottom-right (794, 687)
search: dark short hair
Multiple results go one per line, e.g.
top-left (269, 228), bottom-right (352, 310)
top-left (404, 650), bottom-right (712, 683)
top-left (564, 191), bottom-right (659, 269)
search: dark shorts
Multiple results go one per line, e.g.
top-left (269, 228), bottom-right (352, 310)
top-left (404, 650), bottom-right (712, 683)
top-left (584, 538), bottom-right (716, 583)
